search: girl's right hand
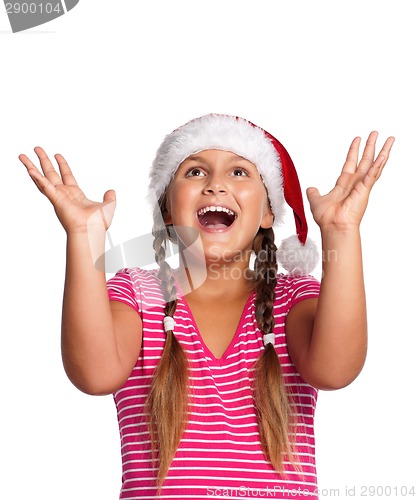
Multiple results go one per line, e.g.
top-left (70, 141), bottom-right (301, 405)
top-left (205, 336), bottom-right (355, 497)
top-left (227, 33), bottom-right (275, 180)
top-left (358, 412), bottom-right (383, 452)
top-left (19, 146), bottom-right (116, 235)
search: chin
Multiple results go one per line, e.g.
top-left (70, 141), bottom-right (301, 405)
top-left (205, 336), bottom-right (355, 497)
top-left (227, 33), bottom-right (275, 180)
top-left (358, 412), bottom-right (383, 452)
top-left (203, 243), bottom-right (248, 265)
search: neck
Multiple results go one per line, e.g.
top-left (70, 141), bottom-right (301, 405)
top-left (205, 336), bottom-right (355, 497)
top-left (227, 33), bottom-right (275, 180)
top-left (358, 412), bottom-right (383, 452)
top-left (172, 247), bottom-right (256, 302)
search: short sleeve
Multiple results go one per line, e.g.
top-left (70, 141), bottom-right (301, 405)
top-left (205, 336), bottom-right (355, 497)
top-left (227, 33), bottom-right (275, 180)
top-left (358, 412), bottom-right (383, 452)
top-left (107, 268), bottom-right (140, 314)
top-left (282, 274), bottom-right (321, 311)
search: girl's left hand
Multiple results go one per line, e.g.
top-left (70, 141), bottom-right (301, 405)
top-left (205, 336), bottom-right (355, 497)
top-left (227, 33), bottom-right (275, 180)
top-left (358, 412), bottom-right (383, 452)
top-left (306, 132), bottom-right (395, 231)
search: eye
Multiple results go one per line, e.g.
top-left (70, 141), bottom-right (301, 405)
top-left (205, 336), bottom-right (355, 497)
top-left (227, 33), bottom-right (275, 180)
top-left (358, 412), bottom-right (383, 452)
top-left (231, 167), bottom-right (249, 177)
top-left (185, 167), bottom-right (206, 177)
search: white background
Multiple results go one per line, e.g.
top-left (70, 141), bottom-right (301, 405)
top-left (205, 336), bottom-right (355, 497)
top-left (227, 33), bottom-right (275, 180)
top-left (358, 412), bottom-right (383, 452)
top-left (1, 1), bottom-right (415, 499)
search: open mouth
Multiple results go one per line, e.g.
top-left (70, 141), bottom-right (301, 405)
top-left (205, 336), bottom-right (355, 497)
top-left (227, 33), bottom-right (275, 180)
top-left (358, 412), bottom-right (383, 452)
top-left (197, 206), bottom-right (237, 229)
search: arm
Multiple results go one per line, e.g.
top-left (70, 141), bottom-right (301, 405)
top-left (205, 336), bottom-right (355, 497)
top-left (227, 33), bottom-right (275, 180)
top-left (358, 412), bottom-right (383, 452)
top-left (286, 228), bottom-right (366, 390)
top-left (62, 230), bottom-right (142, 395)
top-left (19, 147), bottom-right (142, 395)
top-left (286, 132), bottom-right (395, 390)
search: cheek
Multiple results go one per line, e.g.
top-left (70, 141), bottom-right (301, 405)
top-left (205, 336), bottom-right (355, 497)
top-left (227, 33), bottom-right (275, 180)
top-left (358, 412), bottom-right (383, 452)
top-left (165, 184), bottom-right (182, 211)
top-left (165, 185), bottom-right (197, 221)
top-left (240, 186), bottom-right (268, 212)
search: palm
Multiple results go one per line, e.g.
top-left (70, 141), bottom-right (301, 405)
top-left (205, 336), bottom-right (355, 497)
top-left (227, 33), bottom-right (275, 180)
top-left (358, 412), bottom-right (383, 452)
top-left (307, 132), bottom-right (395, 229)
top-left (19, 146), bottom-right (116, 234)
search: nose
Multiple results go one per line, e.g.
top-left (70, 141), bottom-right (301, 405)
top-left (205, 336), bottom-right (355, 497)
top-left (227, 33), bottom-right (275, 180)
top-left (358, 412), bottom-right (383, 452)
top-left (202, 174), bottom-right (227, 195)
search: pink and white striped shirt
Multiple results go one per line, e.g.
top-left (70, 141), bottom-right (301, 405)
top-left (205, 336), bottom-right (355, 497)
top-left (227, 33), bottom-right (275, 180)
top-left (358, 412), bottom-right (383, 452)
top-left (107, 267), bottom-right (321, 500)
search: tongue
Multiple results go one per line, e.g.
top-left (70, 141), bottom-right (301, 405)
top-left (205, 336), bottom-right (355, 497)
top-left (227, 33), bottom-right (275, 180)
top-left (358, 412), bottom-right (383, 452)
top-left (198, 211), bottom-right (231, 228)
top-left (206, 223), bottom-right (228, 229)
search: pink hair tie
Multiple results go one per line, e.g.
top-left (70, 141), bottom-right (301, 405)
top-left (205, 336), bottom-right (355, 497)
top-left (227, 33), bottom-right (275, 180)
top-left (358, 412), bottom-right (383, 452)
top-left (263, 333), bottom-right (275, 347)
top-left (163, 316), bottom-right (175, 332)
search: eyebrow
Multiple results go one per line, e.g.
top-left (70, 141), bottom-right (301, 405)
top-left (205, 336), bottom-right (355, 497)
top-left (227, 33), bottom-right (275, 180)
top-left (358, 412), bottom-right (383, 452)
top-left (185, 153), bottom-right (252, 163)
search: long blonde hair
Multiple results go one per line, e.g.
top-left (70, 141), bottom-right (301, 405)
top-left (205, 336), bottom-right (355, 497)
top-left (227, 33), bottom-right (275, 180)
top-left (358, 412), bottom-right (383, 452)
top-left (144, 193), bottom-right (297, 492)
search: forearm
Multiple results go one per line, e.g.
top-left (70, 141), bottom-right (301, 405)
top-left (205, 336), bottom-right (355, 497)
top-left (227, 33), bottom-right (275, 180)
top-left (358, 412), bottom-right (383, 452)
top-left (61, 230), bottom-right (120, 394)
top-left (309, 226), bottom-right (367, 388)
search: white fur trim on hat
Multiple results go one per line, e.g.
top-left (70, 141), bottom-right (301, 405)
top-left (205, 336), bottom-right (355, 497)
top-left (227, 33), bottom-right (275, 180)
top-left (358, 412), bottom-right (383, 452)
top-left (147, 114), bottom-right (285, 226)
top-left (276, 235), bottom-right (320, 276)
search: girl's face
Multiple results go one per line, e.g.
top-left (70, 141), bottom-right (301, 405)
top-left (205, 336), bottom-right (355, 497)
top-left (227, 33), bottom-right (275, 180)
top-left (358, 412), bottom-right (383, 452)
top-left (163, 149), bottom-right (274, 263)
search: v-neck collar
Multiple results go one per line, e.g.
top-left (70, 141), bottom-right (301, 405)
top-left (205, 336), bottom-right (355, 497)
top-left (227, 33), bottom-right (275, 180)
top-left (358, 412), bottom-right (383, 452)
top-left (174, 277), bottom-right (255, 364)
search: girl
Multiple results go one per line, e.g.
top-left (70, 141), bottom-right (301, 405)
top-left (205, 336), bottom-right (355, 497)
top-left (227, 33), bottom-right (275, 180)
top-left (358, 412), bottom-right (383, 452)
top-left (19, 114), bottom-right (394, 499)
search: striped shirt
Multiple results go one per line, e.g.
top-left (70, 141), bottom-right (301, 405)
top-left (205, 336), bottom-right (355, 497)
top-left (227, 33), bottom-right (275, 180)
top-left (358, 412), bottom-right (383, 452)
top-left (107, 267), bottom-right (321, 500)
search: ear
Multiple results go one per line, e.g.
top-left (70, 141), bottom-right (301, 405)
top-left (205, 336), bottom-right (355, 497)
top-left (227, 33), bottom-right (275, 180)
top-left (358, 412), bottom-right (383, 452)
top-left (260, 198), bottom-right (274, 229)
top-left (162, 192), bottom-right (172, 225)
top-left (163, 207), bottom-right (172, 225)
top-left (163, 209), bottom-right (172, 225)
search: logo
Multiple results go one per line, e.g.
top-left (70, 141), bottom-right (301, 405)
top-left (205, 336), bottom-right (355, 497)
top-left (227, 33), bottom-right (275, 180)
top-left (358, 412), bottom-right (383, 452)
top-left (4, 0), bottom-right (78, 33)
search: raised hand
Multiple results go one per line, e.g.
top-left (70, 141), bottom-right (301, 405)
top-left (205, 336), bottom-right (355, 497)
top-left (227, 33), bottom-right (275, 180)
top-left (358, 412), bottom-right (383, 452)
top-left (306, 132), bottom-right (395, 230)
top-left (19, 147), bottom-right (116, 235)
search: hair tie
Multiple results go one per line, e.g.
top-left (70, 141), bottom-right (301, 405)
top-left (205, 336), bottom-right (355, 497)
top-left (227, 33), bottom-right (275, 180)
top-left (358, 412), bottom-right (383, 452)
top-left (263, 333), bottom-right (275, 347)
top-left (163, 316), bottom-right (175, 332)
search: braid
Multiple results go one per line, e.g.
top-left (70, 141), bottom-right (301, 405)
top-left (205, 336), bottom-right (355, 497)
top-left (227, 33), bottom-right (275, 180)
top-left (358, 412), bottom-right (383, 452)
top-left (153, 225), bottom-right (178, 306)
top-left (253, 227), bottom-right (277, 334)
top-left (144, 198), bottom-right (189, 492)
top-left (252, 227), bottom-right (297, 473)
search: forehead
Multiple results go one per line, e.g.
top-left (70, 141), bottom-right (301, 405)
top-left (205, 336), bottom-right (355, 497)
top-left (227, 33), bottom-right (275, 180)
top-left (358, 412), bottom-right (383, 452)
top-left (180, 149), bottom-right (256, 166)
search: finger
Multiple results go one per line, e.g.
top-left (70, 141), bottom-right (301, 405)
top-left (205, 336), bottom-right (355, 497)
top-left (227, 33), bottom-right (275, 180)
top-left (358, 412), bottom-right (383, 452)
top-left (373, 136), bottom-right (395, 181)
top-left (342, 136), bottom-right (361, 174)
top-left (362, 136), bottom-right (395, 188)
top-left (356, 131), bottom-right (378, 174)
top-left (22, 159), bottom-right (58, 200)
top-left (372, 140), bottom-right (393, 183)
top-left (34, 146), bottom-right (63, 186)
top-left (362, 155), bottom-right (386, 191)
top-left (55, 153), bottom-right (79, 186)
top-left (19, 153), bottom-right (49, 189)
top-left (19, 152), bottom-right (40, 174)
top-left (18, 155), bottom-right (43, 191)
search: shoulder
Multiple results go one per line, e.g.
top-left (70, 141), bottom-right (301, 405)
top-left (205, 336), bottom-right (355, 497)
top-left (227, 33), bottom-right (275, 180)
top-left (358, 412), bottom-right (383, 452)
top-left (107, 267), bottom-right (165, 311)
top-left (107, 267), bottom-right (161, 287)
top-left (276, 272), bottom-right (321, 287)
top-left (275, 272), bottom-right (321, 309)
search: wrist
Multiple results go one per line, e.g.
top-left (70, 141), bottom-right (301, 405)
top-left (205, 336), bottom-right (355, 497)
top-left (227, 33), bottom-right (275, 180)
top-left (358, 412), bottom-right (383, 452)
top-left (319, 224), bottom-right (362, 269)
top-left (65, 225), bottom-right (107, 238)
top-left (319, 223), bottom-right (361, 239)
top-left (66, 227), bottom-right (107, 268)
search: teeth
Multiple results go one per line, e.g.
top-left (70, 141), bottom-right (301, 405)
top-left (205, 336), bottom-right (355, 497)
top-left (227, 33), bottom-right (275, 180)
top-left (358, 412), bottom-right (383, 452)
top-left (197, 206), bottom-right (235, 217)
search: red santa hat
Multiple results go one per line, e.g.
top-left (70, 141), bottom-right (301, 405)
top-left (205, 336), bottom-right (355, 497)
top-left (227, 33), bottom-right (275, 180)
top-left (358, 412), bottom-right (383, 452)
top-left (147, 113), bottom-right (319, 275)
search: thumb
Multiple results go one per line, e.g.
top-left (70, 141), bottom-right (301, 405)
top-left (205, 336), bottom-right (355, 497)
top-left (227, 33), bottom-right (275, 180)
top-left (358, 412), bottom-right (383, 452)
top-left (101, 190), bottom-right (117, 229)
top-left (103, 189), bottom-right (116, 203)
top-left (306, 187), bottom-right (321, 205)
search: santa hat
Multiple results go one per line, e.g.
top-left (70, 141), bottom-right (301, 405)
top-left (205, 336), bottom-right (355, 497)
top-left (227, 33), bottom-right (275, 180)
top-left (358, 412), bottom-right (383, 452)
top-left (147, 113), bottom-right (319, 275)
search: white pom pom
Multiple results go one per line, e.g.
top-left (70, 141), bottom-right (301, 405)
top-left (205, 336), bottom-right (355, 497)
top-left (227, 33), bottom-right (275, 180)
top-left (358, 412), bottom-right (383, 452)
top-left (277, 235), bottom-right (320, 276)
